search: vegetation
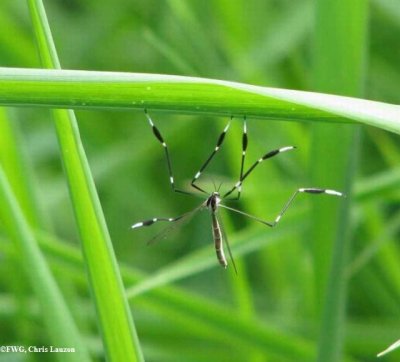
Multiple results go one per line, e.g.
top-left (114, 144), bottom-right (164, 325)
top-left (0, 1), bottom-right (399, 361)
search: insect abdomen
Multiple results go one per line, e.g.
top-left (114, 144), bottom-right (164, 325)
top-left (211, 214), bottom-right (227, 268)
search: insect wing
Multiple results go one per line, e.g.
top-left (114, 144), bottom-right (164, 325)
top-left (146, 204), bottom-right (204, 245)
top-left (218, 212), bottom-right (238, 274)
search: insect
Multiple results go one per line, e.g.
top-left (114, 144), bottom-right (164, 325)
top-left (132, 111), bottom-right (344, 273)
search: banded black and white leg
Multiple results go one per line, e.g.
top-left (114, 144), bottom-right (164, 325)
top-left (223, 145), bottom-right (296, 199)
top-left (190, 118), bottom-right (232, 194)
top-left (131, 205), bottom-right (204, 235)
top-left (193, 116), bottom-right (248, 199)
top-left (131, 216), bottom-right (182, 229)
top-left (220, 187), bottom-right (344, 227)
top-left (271, 188), bottom-right (343, 225)
top-left (228, 118), bottom-right (248, 201)
top-left (145, 110), bottom-right (191, 195)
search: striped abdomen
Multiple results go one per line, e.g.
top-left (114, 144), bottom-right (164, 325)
top-left (211, 213), bottom-right (227, 268)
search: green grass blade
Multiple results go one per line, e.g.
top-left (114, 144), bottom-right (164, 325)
top-left (0, 67), bottom-right (398, 133)
top-left (0, 165), bottom-right (91, 362)
top-left (248, 0), bottom-right (313, 69)
top-left (27, 0), bottom-right (143, 360)
top-left (374, 0), bottom-right (400, 24)
top-left (355, 167), bottom-right (400, 200)
top-left (311, 1), bottom-right (369, 361)
top-left (143, 27), bottom-right (198, 75)
top-left (0, 108), bottom-right (45, 228)
top-left (0, 105), bottom-right (53, 348)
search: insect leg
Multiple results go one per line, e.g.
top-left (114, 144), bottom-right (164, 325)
top-left (228, 117), bottom-right (248, 201)
top-left (223, 145), bottom-right (296, 199)
top-left (272, 188), bottom-right (343, 225)
top-left (145, 110), bottom-right (192, 195)
top-left (221, 188), bottom-right (343, 226)
top-left (190, 118), bottom-right (232, 194)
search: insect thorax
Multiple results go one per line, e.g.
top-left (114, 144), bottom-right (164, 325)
top-left (206, 192), bottom-right (221, 212)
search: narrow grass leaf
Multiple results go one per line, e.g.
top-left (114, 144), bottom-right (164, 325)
top-left (143, 27), bottom-right (198, 75)
top-left (249, 0), bottom-right (313, 68)
top-left (0, 165), bottom-right (91, 362)
top-left (0, 68), bottom-right (398, 133)
top-left (0, 108), bottom-right (45, 227)
top-left (27, 0), bottom-right (143, 360)
top-left (311, 1), bottom-right (368, 362)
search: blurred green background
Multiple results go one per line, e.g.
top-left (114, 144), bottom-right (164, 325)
top-left (0, 0), bottom-right (400, 361)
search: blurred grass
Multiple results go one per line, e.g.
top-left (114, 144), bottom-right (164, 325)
top-left (0, 109), bottom-right (45, 228)
top-left (0, 0), bottom-right (399, 361)
top-left (0, 167), bottom-right (91, 362)
top-left (311, 2), bottom-right (368, 362)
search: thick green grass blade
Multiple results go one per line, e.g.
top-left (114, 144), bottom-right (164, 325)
top-left (311, 1), bottom-right (369, 362)
top-left (0, 165), bottom-right (91, 362)
top-left (0, 67), bottom-right (398, 133)
top-left (27, 0), bottom-right (143, 360)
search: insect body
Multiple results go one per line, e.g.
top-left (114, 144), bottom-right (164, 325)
top-left (132, 111), bottom-right (344, 273)
top-left (207, 192), bottom-right (227, 268)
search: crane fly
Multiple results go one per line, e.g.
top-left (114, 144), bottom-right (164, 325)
top-left (131, 111), bottom-right (344, 273)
